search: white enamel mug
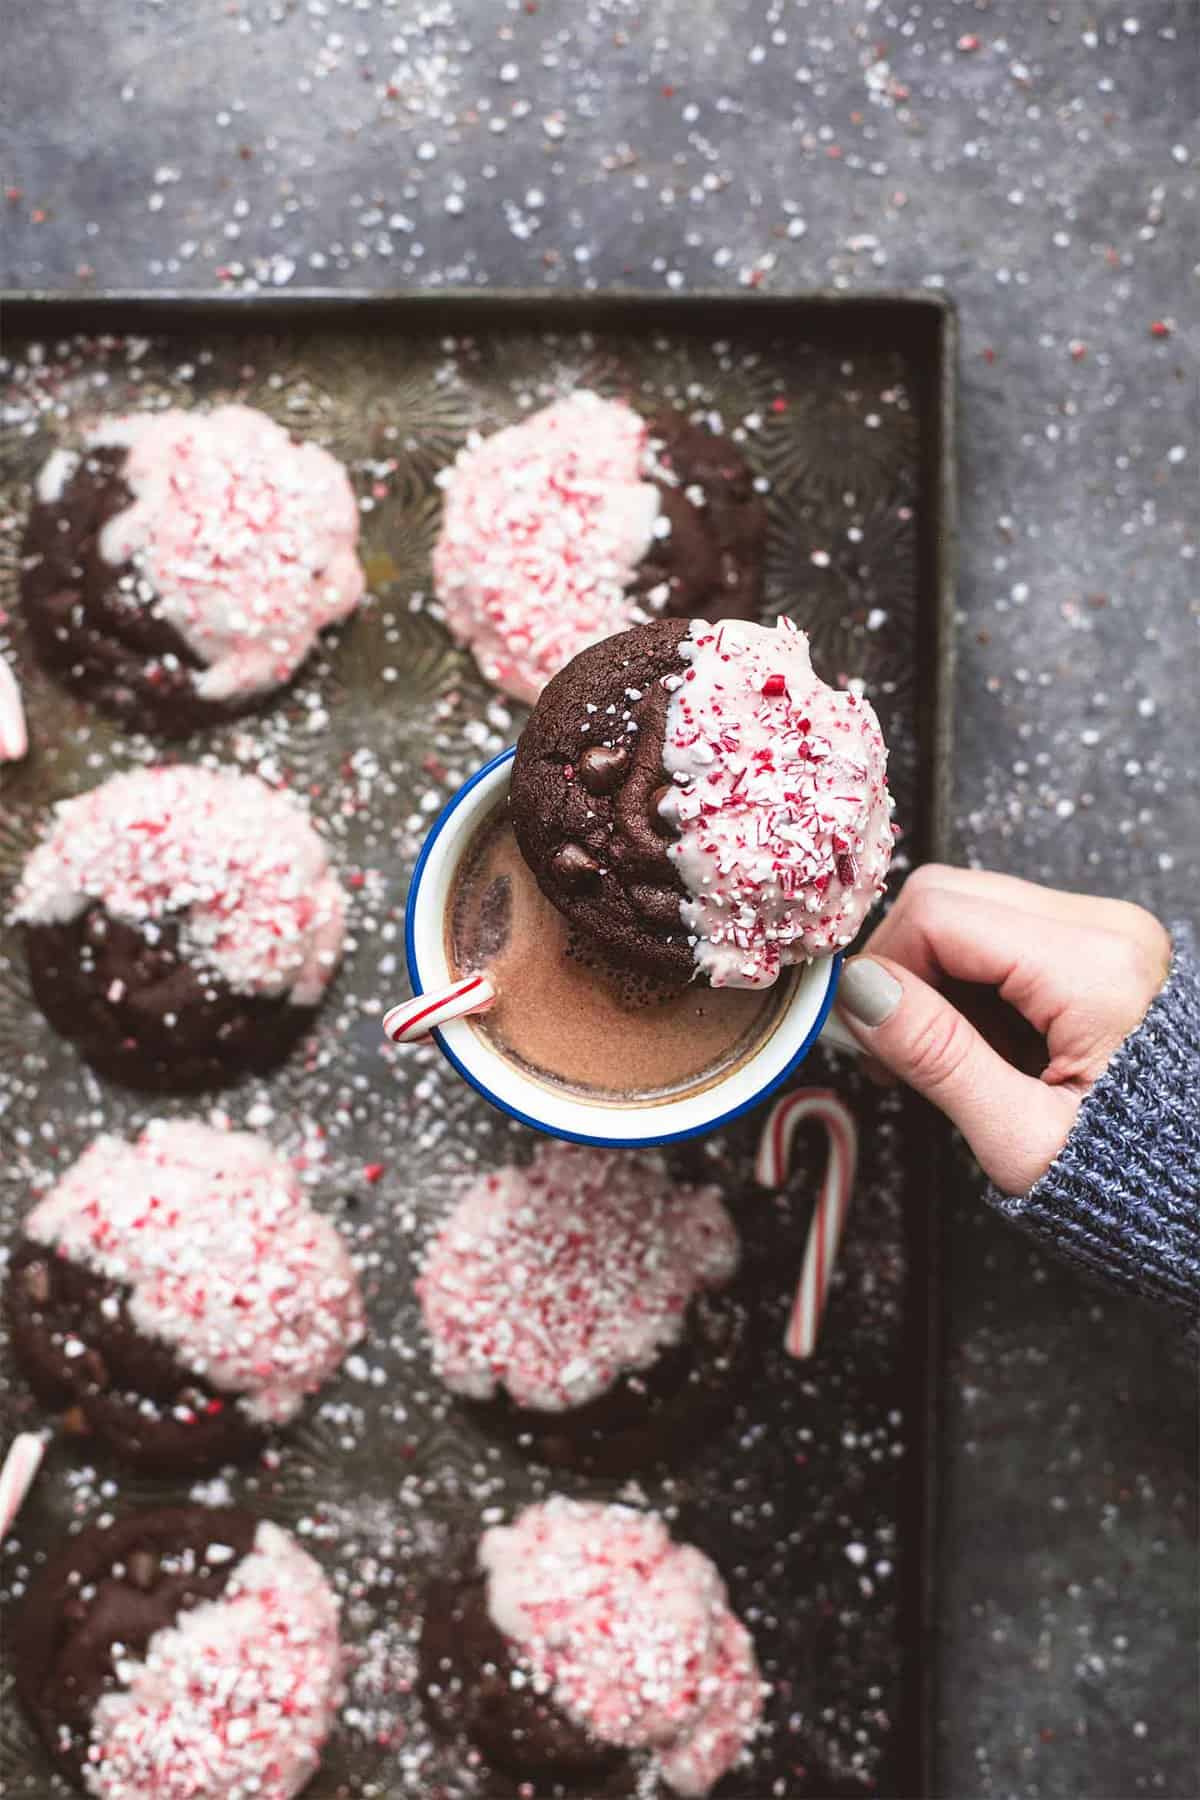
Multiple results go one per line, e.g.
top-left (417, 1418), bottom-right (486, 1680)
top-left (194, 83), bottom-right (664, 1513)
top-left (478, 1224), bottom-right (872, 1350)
top-left (402, 747), bottom-right (846, 1148)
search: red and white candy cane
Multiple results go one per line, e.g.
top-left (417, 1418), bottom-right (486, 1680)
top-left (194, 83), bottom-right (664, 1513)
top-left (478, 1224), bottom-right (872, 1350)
top-left (382, 972), bottom-right (497, 1045)
top-left (0, 655), bottom-right (28, 763)
top-left (0, 1432), bottom-right (47, 1539)
top-left (756, 1087), bottom-right (859, 1360)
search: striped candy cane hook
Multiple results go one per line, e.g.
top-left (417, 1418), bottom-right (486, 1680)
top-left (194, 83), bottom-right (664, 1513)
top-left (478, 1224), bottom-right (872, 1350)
top-left (756, 1087), bottom-right (859, 1360)
top-left (0, 1432), bottom-right (47, 1540)
top-left (0, 656), bottom-right (28, 763)
top-left (383, 972), bottom-right (497, 1045)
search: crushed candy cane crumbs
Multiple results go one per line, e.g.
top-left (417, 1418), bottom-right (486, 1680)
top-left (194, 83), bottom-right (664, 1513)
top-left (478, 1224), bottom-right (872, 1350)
top-left (417, 1140), bottom-right (739, 1412)
top-left (433, 390), bottom-right (662, 705)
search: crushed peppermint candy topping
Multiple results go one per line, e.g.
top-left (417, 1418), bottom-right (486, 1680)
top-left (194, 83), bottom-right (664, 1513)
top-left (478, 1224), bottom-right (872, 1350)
top-left (86, 1520), bottom-right (342, 1800)
top-left (13, 765), bottom-right (346, 1005)
top-left (25, 1120), bottom-right (364, 1424)
top-left (416, 1142), bottom-right (738, 1413)
top-left (659, 616), bottom-right (896, 987)
top-left (481, 1497), bottom-right (763, 1797)
top-left (84, 404), bottom-right (363, 703)
top-left (433, 391), bottom-right (661, 704)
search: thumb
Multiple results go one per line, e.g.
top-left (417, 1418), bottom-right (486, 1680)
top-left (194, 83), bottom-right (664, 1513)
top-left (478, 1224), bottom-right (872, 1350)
top-left (835, 954), bottom-right (1078, 1193)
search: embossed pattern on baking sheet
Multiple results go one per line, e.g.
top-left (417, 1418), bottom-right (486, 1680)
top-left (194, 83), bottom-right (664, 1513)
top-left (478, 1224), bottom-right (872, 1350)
top-left (0, 320), bottom-right (924, 1798)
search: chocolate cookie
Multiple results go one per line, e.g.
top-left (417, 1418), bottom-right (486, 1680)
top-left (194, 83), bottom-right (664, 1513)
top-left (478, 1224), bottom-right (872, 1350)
top-left (6, 1238), bottom-right (259, 1472)
top-left (420, 1498), bottom-right (763, 1798)
top-left (22, 921), bottom-right (322, 1087)
top-left (509, 617), bottom-right (695, 981)
top-left (15, 1507), bottom-right (341, 1797)
top-left (22, 405), bottom-right (363, 738)
top-left (3, 1120), bottom-right (363, 1474)
top-left (23, 911), bottom-right (325, 1091)
top-left (13, 765), bottom-right (346, 1092)
top-left (417, 1142), bottom-right (745, 1474)
top-left (420, 1550), bottom-right (627, 1794)
top-left (512, 615), bottom-right (897, 989)
top-left (467, 1292), bottom-right (743, 1477)
top-left (635, 409), bottom-right (767, 624)
top-left (433, 391), bottom-right (766, 705)
top-left (23, 443), bottom-right (225, 738)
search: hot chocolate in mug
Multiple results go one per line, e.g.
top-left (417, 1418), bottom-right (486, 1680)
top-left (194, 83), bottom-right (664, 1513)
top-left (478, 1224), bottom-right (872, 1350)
top-left (395, 748), bottom-right (851, 1148)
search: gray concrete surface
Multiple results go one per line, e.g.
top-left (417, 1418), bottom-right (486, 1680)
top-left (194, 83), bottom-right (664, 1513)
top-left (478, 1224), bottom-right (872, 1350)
top-left (3, 1), bottom-right (1197, 1795)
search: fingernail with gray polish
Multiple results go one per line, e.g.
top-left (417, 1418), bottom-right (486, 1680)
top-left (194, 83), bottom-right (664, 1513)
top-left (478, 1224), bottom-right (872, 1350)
top-left (837, 958), bottom-right (902, 1028)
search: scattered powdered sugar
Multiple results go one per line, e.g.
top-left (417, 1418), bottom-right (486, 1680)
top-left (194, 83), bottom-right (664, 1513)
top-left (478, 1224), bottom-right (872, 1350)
top-left (432, 390), bottom-right (660, 704)
top-left (85, 1519), bottom-right (342, 1800)
top-left (12, 764), bottom-right (346, 1004)
top-left (660, 616), bottom-right (896, 987)
top-left (25, 1119), bottom-right (364, 1423)
top-left (416, 1141), bottom-right (738, 1412)
top-left (85, 403), bottom-right (363, 703)
top-left (480, 1496), bottom-right (763, 1797)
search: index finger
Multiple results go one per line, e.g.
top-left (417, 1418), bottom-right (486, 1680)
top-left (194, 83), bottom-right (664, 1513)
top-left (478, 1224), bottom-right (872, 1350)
top-left (856, 887), bottom-right (1123, 1036)
top-left (886, 864), bottom-right (1165, 944)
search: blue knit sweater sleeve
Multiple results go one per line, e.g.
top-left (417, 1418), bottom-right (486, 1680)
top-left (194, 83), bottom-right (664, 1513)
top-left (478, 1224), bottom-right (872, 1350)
top-left (987, 923), bottom-right (1199, 1320)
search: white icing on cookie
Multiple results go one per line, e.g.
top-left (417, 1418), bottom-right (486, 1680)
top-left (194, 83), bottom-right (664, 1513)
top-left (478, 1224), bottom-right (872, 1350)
top-left (660, 616), bottom-right (896, 987)
top-left (86, 1520), bottom-right (341, 1800)
top-left (481, 1497), bottom-right (763, 1797)
top-left (433, 391), bottom-right (660, 704)
top-left (26, 1120), bottom-right (363, 1424)
top-left (13, 765), bottom-right (345, 1005)
top-left (417, 1141), bottom-right (738, 1411)
top-left (85, 404), bottom-right (363, 703)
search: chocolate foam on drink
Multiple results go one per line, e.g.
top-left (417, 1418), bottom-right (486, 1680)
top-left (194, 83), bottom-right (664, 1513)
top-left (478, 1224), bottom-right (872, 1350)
top-left (447, 807), bottom-right (791, 1102)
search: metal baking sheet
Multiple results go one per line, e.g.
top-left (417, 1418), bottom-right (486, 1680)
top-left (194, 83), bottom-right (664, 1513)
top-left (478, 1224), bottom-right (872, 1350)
top-left (0, 290), bottom-right (956, 1799)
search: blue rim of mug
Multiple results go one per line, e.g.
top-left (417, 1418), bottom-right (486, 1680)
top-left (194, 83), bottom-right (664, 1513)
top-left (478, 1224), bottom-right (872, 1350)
top-left (403, 746), bottom-right (843, 1148)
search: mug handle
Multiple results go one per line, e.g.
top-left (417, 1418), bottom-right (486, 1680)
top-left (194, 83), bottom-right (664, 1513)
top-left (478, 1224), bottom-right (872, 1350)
top-left (816, 1008), bottom-right (862, 1057)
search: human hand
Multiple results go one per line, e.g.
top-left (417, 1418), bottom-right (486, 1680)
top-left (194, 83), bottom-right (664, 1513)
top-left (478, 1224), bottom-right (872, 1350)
top-left (833, 867), bottom-right (1172, 1194)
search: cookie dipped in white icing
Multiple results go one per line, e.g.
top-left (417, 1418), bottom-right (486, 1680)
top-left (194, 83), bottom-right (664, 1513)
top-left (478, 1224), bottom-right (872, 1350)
top-left (14, 764), bottom-right (346, 1006)
top-left (434, 391), bottom-right (661, 704)
top-left (417, 1141), bottom-right (738, 1412)
top-left (22, 1119), bottom-right (364, 1427)
top-left (86, 1520), bottom-right (342, 1800)
top-left (480, 1497), bottom-right (763, 1797)
top-left (89, 404), bottom-right (364, 705)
